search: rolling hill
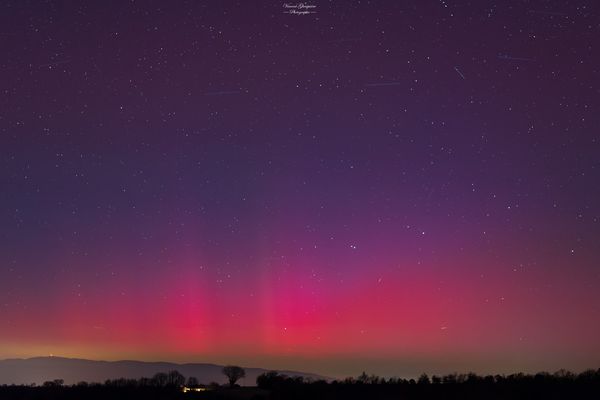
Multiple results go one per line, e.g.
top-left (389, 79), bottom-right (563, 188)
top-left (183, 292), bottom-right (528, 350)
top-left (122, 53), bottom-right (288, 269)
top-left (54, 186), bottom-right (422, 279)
top-left (0, 356), bottom-right (328, 386)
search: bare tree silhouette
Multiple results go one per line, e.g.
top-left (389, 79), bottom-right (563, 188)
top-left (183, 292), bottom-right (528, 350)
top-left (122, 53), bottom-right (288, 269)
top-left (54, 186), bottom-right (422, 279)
top-left (166, 370), bottom-right (185, 387)
top-left (42, 379), bottom-right (64, 387)
top-left (418, 373), bottom-right (430, 384)
top-left (151, 372), bottom-right (168, 387)
top-left (222, 365), bottom-right (245, 387)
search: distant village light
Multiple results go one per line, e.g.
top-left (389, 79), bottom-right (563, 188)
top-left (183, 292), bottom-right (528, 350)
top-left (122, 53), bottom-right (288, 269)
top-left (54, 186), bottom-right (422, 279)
top-left (182, 386), bottom-right (207, 393)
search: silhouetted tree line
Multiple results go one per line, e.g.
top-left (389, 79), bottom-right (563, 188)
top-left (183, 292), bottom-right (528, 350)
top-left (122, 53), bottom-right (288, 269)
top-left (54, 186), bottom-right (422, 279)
top-left (255, 369), bottom-right (600, 400)
top-left (0, 369), bottom-right (211, 400)
top-left (1, 368), bottom-right (600, 399)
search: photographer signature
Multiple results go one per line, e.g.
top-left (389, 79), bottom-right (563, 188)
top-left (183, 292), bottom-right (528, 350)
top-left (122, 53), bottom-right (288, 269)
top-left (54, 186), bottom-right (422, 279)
top-left (283, 3), bottom-right (317, 15)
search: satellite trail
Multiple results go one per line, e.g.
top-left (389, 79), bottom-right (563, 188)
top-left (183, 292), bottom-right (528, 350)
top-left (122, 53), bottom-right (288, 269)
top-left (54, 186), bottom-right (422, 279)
top-left (497, 54), bottom-right (535, 62)
top-left (454, 66), bottom-right (466, 80)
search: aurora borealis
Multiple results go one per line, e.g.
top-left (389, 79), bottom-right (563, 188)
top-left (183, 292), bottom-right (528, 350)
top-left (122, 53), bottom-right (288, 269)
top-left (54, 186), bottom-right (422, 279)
top-left (1, 1), bottom-right (599, 378)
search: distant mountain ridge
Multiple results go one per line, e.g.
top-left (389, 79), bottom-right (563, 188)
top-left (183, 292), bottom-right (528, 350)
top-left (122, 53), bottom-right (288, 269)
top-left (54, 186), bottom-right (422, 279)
top-left (0, 356), bottom-right (329, 386)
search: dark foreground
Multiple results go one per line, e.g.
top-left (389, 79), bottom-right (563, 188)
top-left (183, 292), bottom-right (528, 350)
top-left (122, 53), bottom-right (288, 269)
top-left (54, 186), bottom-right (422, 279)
top-left (2, 369), bottom-right (600, 399)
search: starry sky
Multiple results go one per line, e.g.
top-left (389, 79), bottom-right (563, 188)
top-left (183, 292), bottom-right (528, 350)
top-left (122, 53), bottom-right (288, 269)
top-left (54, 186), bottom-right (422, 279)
top-left (1, 0), bottom-right (599, 379)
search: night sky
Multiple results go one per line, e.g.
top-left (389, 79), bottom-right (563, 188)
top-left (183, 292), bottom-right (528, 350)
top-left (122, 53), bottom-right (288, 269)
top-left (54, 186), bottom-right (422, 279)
top-left (1, 0), bottom-right (599, 379)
